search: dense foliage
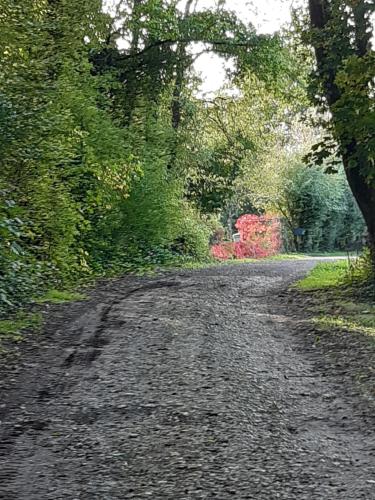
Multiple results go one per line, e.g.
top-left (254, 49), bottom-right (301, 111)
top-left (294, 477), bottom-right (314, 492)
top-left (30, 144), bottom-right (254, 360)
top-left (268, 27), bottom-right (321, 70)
top-left (281, 165), bottom-right (365, 253)
top-left (211, 215), bottom-right (281, 260)
top-left (303, 0), bottom-right (375, 266)
top-left (0, 0), bottom-right (369, 316)
top-left (0, 0), bottom-right (286, 315)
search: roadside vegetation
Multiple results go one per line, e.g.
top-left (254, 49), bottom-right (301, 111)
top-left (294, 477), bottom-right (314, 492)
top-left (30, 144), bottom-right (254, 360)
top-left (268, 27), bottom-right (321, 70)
top-left (297, 255), bottom-right (375, 340)
top-left (0, 312), bottom-right (43, 350)
top-left (0, 1), bottom-right (373, 328)
top-left (295, 254), bottom-right (374, 396)
top-left (34, 289), bottom-right (87, 305)
top-left (296, 260), bottom-right (350, 290)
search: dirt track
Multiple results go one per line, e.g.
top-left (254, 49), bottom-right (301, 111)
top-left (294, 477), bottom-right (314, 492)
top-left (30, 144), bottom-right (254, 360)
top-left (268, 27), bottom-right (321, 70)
top-left (0, 260), bottom-right (374, 499)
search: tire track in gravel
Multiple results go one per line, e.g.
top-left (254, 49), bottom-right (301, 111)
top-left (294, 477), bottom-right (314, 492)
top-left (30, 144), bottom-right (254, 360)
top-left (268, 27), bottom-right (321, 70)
top-left (0, 260), bottom-right (374, 499)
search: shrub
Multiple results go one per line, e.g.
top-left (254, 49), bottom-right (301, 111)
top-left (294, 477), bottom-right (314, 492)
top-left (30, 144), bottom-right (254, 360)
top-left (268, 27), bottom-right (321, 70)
top-left (211, 214), bottom-right (281, 260)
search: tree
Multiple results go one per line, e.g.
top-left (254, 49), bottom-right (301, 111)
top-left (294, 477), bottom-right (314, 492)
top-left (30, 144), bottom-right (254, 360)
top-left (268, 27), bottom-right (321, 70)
top-left (185, 73), bottom-right (290, 215)
top-left (0, 0), bottom-right (133, 313)
top-left (282, 163), bottom-right (365, 252)
top-left (306, 0), bottom-right (375, 266)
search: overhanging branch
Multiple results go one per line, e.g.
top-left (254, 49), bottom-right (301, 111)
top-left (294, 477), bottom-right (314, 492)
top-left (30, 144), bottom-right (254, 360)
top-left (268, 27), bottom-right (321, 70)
top-left (117, 38), bottom-right (256, 60)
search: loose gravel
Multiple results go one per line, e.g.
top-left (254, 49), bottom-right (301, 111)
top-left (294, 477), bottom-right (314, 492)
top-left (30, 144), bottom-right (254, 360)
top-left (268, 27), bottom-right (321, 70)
top-left (0, 260), bottom-right (374, 499)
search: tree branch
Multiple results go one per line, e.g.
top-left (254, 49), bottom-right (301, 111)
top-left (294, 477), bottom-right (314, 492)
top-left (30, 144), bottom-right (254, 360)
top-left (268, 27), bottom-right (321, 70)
top-left (117, 38), bottom-right (255, 60)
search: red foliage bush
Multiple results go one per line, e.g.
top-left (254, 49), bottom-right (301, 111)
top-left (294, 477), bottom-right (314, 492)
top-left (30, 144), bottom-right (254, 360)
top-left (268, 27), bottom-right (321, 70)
top-left (211, 215), bottom-right (281, 260)
top-left (211, 242), bottom-right (235, 260)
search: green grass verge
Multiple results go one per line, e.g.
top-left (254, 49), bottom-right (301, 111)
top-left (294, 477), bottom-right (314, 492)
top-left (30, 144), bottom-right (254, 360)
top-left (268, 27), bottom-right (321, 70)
top-left (296, 260), bottom-right (350, 290)
top-left (0, 289), bottom-right (87, 352)
top-left (35, 289), bottom-right (87, 304)
top-left (168, 252), bottom-right (351, 271)
top-left (224, 254), bottom-right (308, 265)
top-left (267, 253), bottom-right (309, 261)
top-left (167, 254), bottom-right (305, 270)
top-left (296, 258), bottom-right (375, 339)
top-left (313, 311), bottom-right (375, 338)
top-left (306, 251), bottom-right (348, 257)
top-left (0, 312), bottom-right (43, 345)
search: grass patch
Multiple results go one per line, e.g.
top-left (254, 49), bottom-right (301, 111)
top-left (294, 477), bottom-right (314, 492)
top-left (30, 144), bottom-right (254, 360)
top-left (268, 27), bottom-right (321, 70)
top-left (313, 306), bottom-right (375, 339)
top-left (306, 251), bottom-right (348, 257)
top-left (0, 288), bottom-right (86, 352)
top-left (172, 252), bottom-right (349, 271)
top-left (291, 256), bottom-right (375, 403)
top-left (0, 312), bottom-right (43, 344)
top-left (315, 298), bottom-right (375, 337)
top-left (268, 253), bottom-right (308, 261)
top-left (35, 289), bottom-right (87, 304)
top-left (296, 260), bottom-right (350, 290)
top-left (225, 254), bottom-right (307, 264)
top-left (296, 256), bottom-right (375, 340)
top-left (180, 253), bottom-right (309, 268)
top-left (171, 254), bottom-right (307, 269)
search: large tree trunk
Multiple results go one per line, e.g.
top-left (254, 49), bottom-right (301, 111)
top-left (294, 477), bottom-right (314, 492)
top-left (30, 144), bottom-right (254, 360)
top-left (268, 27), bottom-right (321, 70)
top-left (308, 0), bottom-right (375, 270)
top-left (167, 0), bottom-right (195, 170)
top-left (130, 0), bottom-right (143, 54)
top-left (343, 153), bottom-right (375, 259)
top-left (170, 0), bottom-right (195, 131)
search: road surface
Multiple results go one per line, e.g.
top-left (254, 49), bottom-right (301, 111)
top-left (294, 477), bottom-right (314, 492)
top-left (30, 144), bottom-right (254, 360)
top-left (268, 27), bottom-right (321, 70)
top-left (0, 260), bottom-right (374, 499)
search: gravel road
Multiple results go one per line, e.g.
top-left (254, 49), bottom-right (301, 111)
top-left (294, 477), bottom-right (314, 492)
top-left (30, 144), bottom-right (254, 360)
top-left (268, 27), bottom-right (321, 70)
top-left (0, 260), bottom-right (374, 499)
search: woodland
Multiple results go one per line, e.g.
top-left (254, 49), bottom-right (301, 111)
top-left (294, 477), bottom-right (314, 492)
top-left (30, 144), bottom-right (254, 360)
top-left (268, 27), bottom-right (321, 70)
top-left (0, 0), bottom-right (374, 316)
